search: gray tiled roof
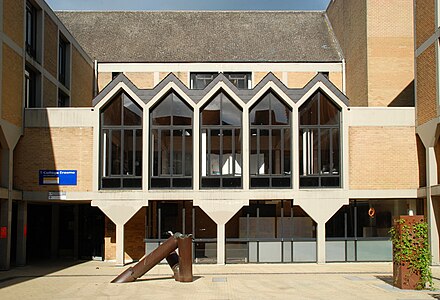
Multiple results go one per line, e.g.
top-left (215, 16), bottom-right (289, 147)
top-left (56, 11), bottom-right (343, 63)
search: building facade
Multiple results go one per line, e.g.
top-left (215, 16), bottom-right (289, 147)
top-left (0, 0), bottom-right (427, 269)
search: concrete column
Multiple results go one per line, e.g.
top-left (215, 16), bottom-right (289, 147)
top-left (16, 201), bottom-right (27, 266)
top-left (427, 146), bottom-right (440, 264)
top-left (0, 148), bottom-right (13, 270)
top-left (116, 223), bottom-right (125, 266)
top-left (0, 198), bottom-right (12, 270)
top-left (51, 204), bottom-right (59, 258)
top-left (217, 223), bottom-right (225, 265)
top-left (73, 205), bottom-right (79, 260)
top-left (242, 107), bottom-right (250, 189)
top-left (316, 222), bottom-right (326, 264)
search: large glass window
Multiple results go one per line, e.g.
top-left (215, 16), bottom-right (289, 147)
top-left (150, 91), bottom-right (193, 188)
top-left (26, 1), bottom-right (37, 59)
top-left (201, 91), bottom-right (242, 188)
top-left (100, 92), bottom-right (143, 189)
top-left (250, 91), bottom-right (291, 188)
top-left (299, 91), bottom-right (341, 188)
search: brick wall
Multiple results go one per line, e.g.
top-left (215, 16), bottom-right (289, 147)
top-left (415, 0), bottom-right (436, 48)
top-left (367, 0), bottom-right (414, 107)
top-left (287, 72), bottom-right (315, 88)
top-left (43, 76), bottom-right (57, 107)
top-left (98, 72), bottom-right (112, 92)
top-left (13, 127), bottom-right (93, 191)
top-left (254, 72), bottom-right (283, 86)
top-left (125, 72), bottom-right (155, 89)
top-left (327, 0), bottom-right (369, 106)
top-left (2, 44), bottom-right (23, 127)
top-left (416, 43), bottom-right (437, 126)
top-left (159, 72), bottom-right (188, 86)
top-left (44, 12), bottom-right (58, 79)
top-left (104, 207), bottom-right (146, 261)
top-left (349, 126), bottom-right (419, 189)
top-left (3, 0), bottom-right (24, 47)
top-left (71, 46), bottom-right (94, 107)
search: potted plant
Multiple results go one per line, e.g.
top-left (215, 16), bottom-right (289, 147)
top-left (389, 215), bottom-right (433, 290)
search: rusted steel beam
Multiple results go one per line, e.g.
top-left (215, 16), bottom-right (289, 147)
top-left (177, 235), bottom-right (193, 282)
top-left (111, 234), bottom-right (179, 283)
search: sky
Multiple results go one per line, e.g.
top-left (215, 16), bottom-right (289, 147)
top-left (45, 0), bottom-right (331, 11)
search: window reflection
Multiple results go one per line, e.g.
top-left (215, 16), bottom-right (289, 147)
top-left (250, 91), bottom-right (292, 188)
top-left (150, 91), bottom-right (193, 188)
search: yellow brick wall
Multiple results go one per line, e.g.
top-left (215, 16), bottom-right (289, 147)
top-left (71, 46), bottom-right (94, 107)
top-left (2, 44), bottom-right (23, 127)
top-left (287, 72), bottom-right (315, 88)
top-left (159, 72), bottom-right (188, 86)
top-left (349, 126), bottom-right (419, 189)
top-left (3, 0), bottom-right (24, 48)
top-left (125, 72), bottom-right (155, 89)
top-left (104, 207), bottom-right (146, 261)
top-left (415, 0), bottom-right (436, 48)
top-left (13, 127), bottom-right (93, 191)
top-left (98, 72), bottom-right (112, 92)
top-left (327, 0), bottom-right (368, 106)
top-left (367, 0), bottom-right (414, 107)
top-left (43, 76), bottom-right (57, 107)
top-left (329, 72), bottom-right (343, 91)
top-left (254, 72), bottom-right (283, 86)
top-left (44, 12), bottom-right (58, 79)
top-left (416, 43), bottom-right (436, 126)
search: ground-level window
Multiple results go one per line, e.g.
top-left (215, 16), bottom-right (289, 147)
top-left (100, 92), bottom-right (142, 189)
top-left (226, 200), bottom-right (316, 263)
top-left (299, 90), bottom-right (341, 188)
top-left (325, 199), bottom-right (423, 262)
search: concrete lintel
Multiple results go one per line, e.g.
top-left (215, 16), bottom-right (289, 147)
top-left (349, 189), bottom-right (418, 199)
top-left (193, 199), bottom-right (248, 225)
top-left (92, 200), bottom-right (145, 225)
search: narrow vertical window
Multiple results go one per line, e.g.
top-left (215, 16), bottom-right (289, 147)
top-left (150, 91), bottom-right (193, 188)
top-left (100, 92), bottom-right (143, 189)
top-left (299, 91), bottom-right (341, 188)
top-left (58, 36), bottom-right (68, 86)
top-left (250, 90), bottom-right (291, 188)
top-left (25, 66), bottom-right (37, 108)
top-left (25, 1), bottom-right (37, 59)
top-left (201, 91), bottom-right (242, 188)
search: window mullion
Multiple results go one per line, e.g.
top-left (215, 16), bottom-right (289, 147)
top-left (182, 128), bottom-right (186, 177)
top-left (158, 129), bottom-right (162, 177)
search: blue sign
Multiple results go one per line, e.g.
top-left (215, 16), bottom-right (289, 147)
top-left (39, 170), bottom-right (77, 185)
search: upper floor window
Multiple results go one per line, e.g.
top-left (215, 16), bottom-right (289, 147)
top-left (150, 91), bottom-right (193, 189)
top-left (201, 91), bottom-right (242, 188)
top-left (58, 36), bottom-right (68, 86)
top-left (250, 90), bottom-right (292, 188)
top-left (299, 91), bottom-right (341, 188)
top-left (190, 72), bottom-right (251, 90)
top-left (25, 1), bottom-right (37, 58)
top-left (100, 92), bottom-right (143, 189)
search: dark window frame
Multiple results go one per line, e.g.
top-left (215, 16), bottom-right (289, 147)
top-left (250, 90), bottom-right (292, 188)
top-left (25, 1), bottom-right (37, 58)
top-left (100, 92), bottom-right (143, 189)
top-left (58, 36), bottom-right (68, 86)
top-left (149, 91), bottom-right (194, 189)
top-left (299, 90), bottom-right (341, 188)
top-left (190, 72), bottom-right (251, 90)
top-left (200, 90), bottom-right (243, 189)
top-left (25, 66), bottom-right (37, 108)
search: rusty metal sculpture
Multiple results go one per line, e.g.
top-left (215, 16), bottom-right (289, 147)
top-left (111, 232), bottom-right (193, 283)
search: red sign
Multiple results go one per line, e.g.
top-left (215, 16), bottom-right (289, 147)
top-left (24, 224), bottom-right (27, 237)
top-left (0, 226), bottom-right (7, 239)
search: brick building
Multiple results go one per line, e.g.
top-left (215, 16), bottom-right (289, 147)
top-left (0, 0), bottom-right (430, 269)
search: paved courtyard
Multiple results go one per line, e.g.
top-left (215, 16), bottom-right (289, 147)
top-left (1, 260), bottom-right (440, 299)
